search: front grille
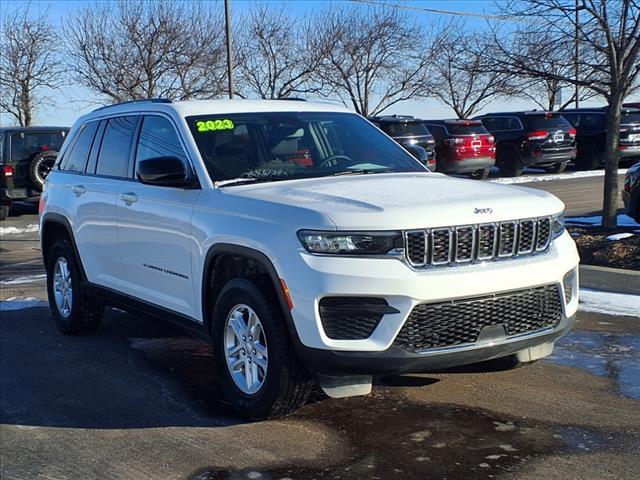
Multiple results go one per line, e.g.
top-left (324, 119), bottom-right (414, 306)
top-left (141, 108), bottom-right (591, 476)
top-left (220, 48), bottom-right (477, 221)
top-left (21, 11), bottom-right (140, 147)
top-left (405, 216), bottom-right (552, 268)
top-left (393, 285), bottom-right (562, 352)
top-left (319, 297), bottom-right (397, 340)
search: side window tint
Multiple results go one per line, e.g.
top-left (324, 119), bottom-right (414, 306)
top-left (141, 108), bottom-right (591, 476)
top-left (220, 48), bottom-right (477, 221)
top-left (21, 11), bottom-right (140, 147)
top-left (96, 116), bottom-right (138, 178)
top-left (60, 121), bottom-right (98, 172)
top-left (135, 116), bottom-right (188, 167)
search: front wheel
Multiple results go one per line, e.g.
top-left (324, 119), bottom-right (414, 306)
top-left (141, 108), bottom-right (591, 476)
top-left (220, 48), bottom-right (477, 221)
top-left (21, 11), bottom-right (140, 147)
top-left (469, 167), bottom-right (490, 180)
top-left (211, 278), bottom-right (313, 420)
top-left (544, 162), bottom-right (568, 174)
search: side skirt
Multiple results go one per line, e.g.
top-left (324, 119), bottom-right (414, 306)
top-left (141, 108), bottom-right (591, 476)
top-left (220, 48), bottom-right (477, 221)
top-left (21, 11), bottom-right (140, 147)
top-left (85, 283), bottom-right (209, 340)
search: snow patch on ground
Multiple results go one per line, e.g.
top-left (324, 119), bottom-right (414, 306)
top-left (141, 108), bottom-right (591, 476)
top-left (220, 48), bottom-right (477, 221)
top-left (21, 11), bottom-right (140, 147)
top-left (488, 168), bottom-right (628, 185)
top-left (0, 297), bottom-right (48, 311)
top-left (606, 232), bottom-right (635, 241)
top-left (0, 274), bottom-right (47, 285)
top-left (566, 214), bottom-right (640, 227)
top-left (0, 224), bottom-right (39, 235)
top-left (579, 288), bottom-right (640, 318)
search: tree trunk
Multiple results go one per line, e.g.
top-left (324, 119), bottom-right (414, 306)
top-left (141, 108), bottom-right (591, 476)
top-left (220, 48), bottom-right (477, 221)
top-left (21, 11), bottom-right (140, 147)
top-left (601, 91), bottom-right (624, 228)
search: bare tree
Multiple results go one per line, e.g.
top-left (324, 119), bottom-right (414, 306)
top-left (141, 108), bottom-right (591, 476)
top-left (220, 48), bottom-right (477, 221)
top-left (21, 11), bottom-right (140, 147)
top-left (64, 0), bottom-right (227, 103)
top-left (236, 5), bottom-right (324, 99)
top-left (0, 5), bottom-right (64, 126)
top-left (485, 0), bottom-right (640, 227)
top-left (513, 77), bottom-right (599, 110)
top-left (428, 24), bottom-right (515, 118)
top-left (309, 6), bottom-right (434, 117)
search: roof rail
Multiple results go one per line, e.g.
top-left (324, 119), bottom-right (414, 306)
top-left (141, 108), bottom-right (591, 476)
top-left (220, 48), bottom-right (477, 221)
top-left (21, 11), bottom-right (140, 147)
top-left (278, 97), bottom-right (307, 101)
top-left (92, 98), bottom-right (172, 112)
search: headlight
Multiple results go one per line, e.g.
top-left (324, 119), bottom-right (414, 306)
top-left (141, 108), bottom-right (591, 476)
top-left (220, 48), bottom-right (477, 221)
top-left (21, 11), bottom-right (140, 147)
top-left (551, 213), bottom-right (565, 239)
top-left (297, 230), bottom-right (403, 255)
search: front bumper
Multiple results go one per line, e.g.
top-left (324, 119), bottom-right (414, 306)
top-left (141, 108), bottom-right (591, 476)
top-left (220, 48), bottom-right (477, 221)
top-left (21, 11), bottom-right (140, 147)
top-left (279, 231), bottom-right (580, 375)
top-left (619, 145), bottom-right (640, 159)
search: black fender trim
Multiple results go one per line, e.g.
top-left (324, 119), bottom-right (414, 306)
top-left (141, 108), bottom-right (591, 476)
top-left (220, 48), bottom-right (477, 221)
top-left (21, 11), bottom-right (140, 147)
top-left (40, 213), bottom-right (88, 282)
top-left (201, 244), bottom-right (306, 357)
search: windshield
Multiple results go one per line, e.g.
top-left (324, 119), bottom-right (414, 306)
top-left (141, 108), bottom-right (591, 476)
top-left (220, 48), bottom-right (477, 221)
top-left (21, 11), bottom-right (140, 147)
top-left (187, 112), bottom-right (426, 184)
top-left (9, 131), bottom-right (67, 163)
top-left (381, 122), bottom-right (429, 137)
top-left (526, 115), bottom-right (572, 130)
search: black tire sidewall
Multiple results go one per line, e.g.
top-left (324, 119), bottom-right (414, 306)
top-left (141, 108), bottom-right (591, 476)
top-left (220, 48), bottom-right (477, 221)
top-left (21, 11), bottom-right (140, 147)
top-left (211, 278), bottom-right (295, 419)
top-left (46, 240), bottom-right (85, 334)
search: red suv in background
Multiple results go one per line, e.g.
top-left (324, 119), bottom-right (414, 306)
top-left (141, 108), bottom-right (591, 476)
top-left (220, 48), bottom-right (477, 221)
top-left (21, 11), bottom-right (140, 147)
top-left (422, 119), bottom-right (496, 179)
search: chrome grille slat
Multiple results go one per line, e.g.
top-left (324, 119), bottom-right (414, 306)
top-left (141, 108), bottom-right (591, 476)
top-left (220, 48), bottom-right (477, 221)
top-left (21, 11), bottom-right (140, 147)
top-left (404, 217), bottom-right (552, 268)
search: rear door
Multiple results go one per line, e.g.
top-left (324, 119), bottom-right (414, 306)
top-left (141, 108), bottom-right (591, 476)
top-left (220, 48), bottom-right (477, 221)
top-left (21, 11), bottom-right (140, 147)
top-left (116, 114), bottom-right (201, 317)
top-left (77, 115), bottom-right (138, 290)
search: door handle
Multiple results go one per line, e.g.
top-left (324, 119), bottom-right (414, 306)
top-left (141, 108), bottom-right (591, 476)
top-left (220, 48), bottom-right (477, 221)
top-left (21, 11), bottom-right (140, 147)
top-left (72, 185), bottom-right (86, 196)
top-left (120, 192), bottom-right (138, 205)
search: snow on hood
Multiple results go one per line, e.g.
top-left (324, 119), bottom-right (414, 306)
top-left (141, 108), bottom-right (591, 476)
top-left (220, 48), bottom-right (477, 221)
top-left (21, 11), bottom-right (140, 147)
top-left (223, 173), bottom-right (565, 230)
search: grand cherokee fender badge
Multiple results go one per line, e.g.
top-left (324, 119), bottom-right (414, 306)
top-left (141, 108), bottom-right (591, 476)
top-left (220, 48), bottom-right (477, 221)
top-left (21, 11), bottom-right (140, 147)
top-left (474, 207), bottom-right (493, 214)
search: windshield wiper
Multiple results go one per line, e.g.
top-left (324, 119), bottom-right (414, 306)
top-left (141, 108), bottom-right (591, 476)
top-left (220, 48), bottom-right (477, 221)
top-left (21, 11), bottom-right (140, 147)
top-left (332, 168), bottom-right (392, 176)
top-left (215, 177), bottom-right (261, 187)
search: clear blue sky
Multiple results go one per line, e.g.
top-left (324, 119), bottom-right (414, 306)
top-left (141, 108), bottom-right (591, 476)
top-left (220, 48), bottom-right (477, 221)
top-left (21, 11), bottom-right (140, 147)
top-left (1, 0), bottom-right (636, 127)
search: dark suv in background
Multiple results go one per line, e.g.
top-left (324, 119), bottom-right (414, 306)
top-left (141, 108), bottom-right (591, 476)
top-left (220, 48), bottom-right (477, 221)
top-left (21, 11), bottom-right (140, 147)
top-left (422, 119), bottom-right (495, 179)
top-left (475, 111), bottom-right (576, 176)
top-left (369, 115), bottom-right (436, 170)
top-left (0, 126), bottom-right (69, 220)
top-left (561, 107), bottom-right (640, 170)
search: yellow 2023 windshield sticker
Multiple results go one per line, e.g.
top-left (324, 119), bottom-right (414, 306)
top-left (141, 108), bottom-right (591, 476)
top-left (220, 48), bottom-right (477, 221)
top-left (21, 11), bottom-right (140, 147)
top-left (196, 119), bottom-right (234, 132)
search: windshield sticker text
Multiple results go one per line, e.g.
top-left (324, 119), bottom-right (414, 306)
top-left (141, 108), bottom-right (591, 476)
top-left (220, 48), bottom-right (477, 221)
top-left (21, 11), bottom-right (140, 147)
top-left (196, 119), bottom-right (234, 132)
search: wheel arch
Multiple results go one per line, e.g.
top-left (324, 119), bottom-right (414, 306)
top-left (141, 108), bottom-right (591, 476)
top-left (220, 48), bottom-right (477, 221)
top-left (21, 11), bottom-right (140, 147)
top-left (201, 244), bottom-right (299, 342)
top-left (40, 213), bottom-right (87, 282)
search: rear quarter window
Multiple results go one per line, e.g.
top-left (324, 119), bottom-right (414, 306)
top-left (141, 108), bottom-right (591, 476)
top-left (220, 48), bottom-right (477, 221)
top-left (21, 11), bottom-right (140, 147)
top-left (60, 122), bottom-right (99, 173)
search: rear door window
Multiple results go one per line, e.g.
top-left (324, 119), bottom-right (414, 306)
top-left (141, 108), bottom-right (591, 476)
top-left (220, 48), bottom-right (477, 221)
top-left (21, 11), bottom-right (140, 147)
top-left (60, 122), bottom-right (99, 173)
top-left (96, 116), bottom-right (138, 178)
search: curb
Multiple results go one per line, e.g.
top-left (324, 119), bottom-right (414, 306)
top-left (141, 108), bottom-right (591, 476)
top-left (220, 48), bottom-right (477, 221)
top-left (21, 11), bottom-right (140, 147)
top-left (579, 264), bottom-right (640, 295)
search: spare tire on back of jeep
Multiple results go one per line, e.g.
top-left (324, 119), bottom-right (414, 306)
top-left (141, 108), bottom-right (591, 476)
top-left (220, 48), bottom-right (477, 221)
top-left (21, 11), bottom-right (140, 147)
top-left (30, 150), bottom-right (59, 191)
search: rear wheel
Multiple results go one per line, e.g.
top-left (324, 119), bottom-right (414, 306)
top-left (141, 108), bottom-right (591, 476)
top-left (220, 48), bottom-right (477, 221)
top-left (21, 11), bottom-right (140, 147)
top-left (469, 168), bottom-right (490, 180)
top-left (30, 150), bottom-right (59, 192)
top-left (498, 147), bottom-right (524, 177)
top-left (46, 238), bottom-right (104, 334)
top-left (211, 278), bottom-right (313, 420)
top-left (575, 145), bottom-right (599, 170)
top-left (544, 162), bottom-right (568, 174)
top-left (0, 205), bottom-right (8, 221)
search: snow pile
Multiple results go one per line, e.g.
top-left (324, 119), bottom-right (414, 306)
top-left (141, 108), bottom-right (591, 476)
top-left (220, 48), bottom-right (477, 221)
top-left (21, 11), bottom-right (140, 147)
top-left (566, 214), bottom-right (640, 227)
top-left (488, 168), bottom-right (628, 185)
top-left (0, 274), bottom-right (47, 285)
top-left (606, 232), bottom-right (635, 241)
top-left (0, 224), bottom-right (39, 236)
top-left (0, 297), bottom-right (48, 311)
top-left (579, 288), bottom-right (640, 318)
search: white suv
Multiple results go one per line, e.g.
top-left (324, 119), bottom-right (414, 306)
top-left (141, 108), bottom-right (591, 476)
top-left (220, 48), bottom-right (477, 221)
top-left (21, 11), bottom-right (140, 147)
top-left (40, 99), bottom-right (579, 419)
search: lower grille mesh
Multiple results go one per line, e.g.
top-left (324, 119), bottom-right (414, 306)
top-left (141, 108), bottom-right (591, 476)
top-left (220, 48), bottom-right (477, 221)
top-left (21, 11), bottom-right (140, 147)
top-left (393, 286), bottom-right (562, 352)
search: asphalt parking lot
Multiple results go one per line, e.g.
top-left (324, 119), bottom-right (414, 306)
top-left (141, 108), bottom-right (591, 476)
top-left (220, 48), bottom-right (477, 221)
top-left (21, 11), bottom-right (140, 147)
top-left (1, 171), bottom-right (638, 480)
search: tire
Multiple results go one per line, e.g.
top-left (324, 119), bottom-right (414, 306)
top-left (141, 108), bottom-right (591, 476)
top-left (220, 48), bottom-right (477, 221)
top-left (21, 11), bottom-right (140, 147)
top-left (498, 147), bottom-right (524, 177)
top-left (469, 167), bottom-right (490, 180)
top-left (30, 150), bottom-right (59, 192)
top-left (211, 278), bottom-right (313, 420)
top-left (575, 145), bottom-right (599, 171)
top-left (0, 205), bottom-right (8, 221)
top-left (544, 162), bottom-right (568, 174)
top-left (46, 238), bottom-right (104, 335)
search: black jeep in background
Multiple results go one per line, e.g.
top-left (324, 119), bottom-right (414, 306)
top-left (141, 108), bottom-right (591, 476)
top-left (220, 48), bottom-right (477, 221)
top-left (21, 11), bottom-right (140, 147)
top-left (475, 111), bottom-right (577, 177)
top-left (560, 107), bottom-right (640, 170)
top-left (0, 126), bottom-right (69, 220)
top-left (368, 115), bottom-right (436, 170)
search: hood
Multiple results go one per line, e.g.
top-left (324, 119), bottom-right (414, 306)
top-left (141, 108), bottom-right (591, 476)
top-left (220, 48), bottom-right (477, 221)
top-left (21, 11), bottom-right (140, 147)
top-left (222, 173), bottom-right (565, 230)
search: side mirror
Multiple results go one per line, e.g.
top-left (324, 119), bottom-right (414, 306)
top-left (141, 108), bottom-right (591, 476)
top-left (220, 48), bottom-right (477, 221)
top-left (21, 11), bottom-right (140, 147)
top-left (404, 145), bottom-right (431, 169)
top-left (137, 157), bottom-right (198, 188)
